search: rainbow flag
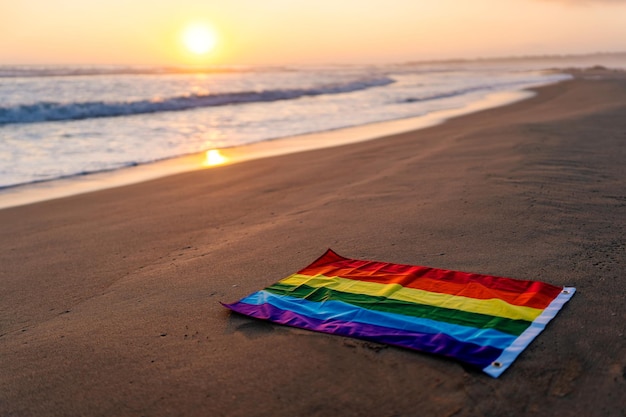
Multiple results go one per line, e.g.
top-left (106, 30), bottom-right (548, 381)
top-left (222, 249), bottom-right (575, 377)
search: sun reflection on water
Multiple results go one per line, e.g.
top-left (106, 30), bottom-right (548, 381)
top-left (203, 149), bottom-right (228, 166)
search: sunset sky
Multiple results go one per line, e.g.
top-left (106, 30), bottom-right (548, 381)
top-left (1, 0), bottom-right (625, 66)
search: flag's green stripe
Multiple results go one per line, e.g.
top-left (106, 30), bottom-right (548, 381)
top-left (266, 282), bottom-right (531, 336)
top-left (281, 274), bottom-right (542, 321)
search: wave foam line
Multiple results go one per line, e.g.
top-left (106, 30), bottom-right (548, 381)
top-left (0, 77), bottom-right (395, 125)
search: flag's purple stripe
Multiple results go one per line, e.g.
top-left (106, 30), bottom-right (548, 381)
top-left (237, 290), bottom-right (516, 349)
top-left (223, 300), bottom-right (503, 370)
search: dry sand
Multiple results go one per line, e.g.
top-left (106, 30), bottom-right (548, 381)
top-left (1, 71), bottom-right (625, 416)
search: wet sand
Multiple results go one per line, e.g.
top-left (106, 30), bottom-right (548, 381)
top-left (1, 70), bottom-right (624, 416)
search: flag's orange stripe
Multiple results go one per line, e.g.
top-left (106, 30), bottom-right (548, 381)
top-left (300, 249), bottom-right (561, 309)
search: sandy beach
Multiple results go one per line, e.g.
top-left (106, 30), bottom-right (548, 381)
top-left (1, 70), bottom-right (624, 416)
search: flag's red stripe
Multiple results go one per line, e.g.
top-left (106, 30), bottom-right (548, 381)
top-left (300, 249), bottom-right (562, 309)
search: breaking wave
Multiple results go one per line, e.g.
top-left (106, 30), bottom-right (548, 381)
top-left (0, 77), bottom-right (395, 125)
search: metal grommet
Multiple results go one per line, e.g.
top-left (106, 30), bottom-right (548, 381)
top-left (562, 290), bottom-right (570, 294)
top-left (492, 361), bottom-right (503, 368)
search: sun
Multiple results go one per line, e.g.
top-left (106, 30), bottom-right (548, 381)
top-left (182, 23), bottom-right (218, 55)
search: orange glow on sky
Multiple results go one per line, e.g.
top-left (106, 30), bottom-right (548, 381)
top-left (1, 0), bottom-right (625, 66)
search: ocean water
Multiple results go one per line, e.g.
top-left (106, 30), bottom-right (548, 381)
top-left (1, 55), bottom-right (622, 190)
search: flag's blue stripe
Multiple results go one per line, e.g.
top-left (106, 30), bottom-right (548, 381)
top-left (239, 290), bottom-right (517, 350)
top-left (223, 300), bottom-right (502, 370)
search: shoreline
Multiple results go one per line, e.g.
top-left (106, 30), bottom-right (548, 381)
top-left (1, 70), bottom-right (625, 416)
top-left (0, 88), bottom-right (539, 210)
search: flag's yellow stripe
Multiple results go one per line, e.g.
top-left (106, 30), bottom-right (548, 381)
top-left (279, 274), bottom-right (543, 321)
